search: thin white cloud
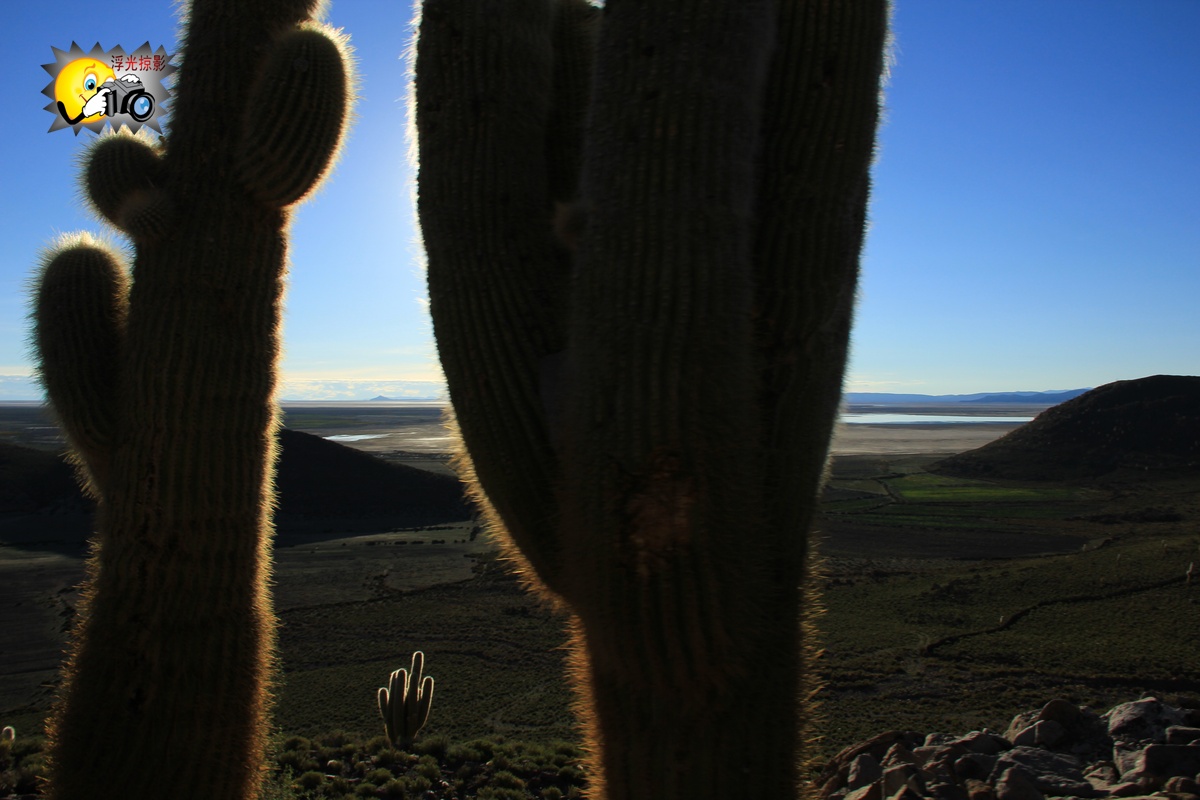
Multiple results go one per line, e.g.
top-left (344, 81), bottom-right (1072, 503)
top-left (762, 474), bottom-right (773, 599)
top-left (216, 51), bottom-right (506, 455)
top-left (277, 379), bottom-right (447, 402)
top-left (843, 375), bottom-right (929, 392)
top-left (0, 375), bottom-right (44, 401)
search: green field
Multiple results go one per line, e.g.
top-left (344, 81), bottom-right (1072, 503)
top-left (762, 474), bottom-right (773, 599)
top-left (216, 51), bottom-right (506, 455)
top-left (3, 454), bottom-right (1197, 798)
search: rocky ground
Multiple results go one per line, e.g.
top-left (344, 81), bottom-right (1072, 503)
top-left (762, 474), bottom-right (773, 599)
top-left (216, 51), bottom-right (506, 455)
top-left (818, 697), bottom-right (1200, 800)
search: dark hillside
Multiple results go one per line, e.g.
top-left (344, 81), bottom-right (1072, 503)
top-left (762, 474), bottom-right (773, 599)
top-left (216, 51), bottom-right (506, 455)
top-left (0, 441), bottom-right (81, 513)
top-left (933, 375), bottom-right (1200, 481)
top-left (274, 428), bottom-right (470, 524)
top-left (0, 431), bottom-right (470, 543)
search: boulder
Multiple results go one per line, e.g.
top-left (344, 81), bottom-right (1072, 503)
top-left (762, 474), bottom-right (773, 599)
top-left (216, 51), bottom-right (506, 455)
top-left (1166, 727), bottom-right (1200, 745)
top-left (955, 732), bottom-right (1013, 756)
top-left (884, 743), bottom-right (920, 768)
top-left (964, 778), bottom-right (996, 800)
top-left (881, 763), bottom-right (923, 798)
top-left (993, 766), bottom-right (1044, 800)
top-left (818, 730), bottom-right (925, 797)
top-left (1131, 744), bottom-right (1200, 786)
top-left (988, 746), bottom-right (1097, 797)
top-left (1037, 699), bottom-right (1084, 730)
top-left (1084, 761), bottom-right (1120, 792)
top-left (847, 753), bottom-right (884, 792)
top-left (954, 753), bottom-right (999, 782)
top-left (846, 783), bottom-right (882, 800)
top-left (1011, 720), bottom-right (1066, 749)
top-left (1163, 776), bottom-right (1200, 795)
top-left (886, 786), bottom-right (925, 800)
top-left (1108, 781), bottom-right (1152, 797)
top-left (1106, 698), bottom-right (1187, 747)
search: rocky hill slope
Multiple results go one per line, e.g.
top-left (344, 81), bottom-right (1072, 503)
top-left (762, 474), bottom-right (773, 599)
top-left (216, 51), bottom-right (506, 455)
top-left (933, 375), bottom-right (1200, 481)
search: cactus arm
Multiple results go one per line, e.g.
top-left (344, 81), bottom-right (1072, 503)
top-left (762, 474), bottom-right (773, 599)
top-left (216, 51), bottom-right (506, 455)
top-left (83, 133), bottom-right (172, 243)
top-left (755, 0), bottom-right (889, 515)
top-left (31, 235), bottom-right (128, 498)
top-left (546, 0), bottom-right (600, 207)
top-left (747, 0), bottom-right (890, 771)
top-left (378, 668), bottom-right (404, 743)
top-left (237, 24), bottom-right (355, 207)
top-left (35, 3), bottom-right (354, 799)
top-left (415, 0), bottom-right (572, 594)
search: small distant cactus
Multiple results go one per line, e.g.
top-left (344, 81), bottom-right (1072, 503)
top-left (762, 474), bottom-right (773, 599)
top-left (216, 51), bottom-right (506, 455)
top-left (31, 2), bottom-right (354, 799)
top-left (378, 651), bottom-right (435, 749)
top-left (1, 725), bottom-right (14, 741)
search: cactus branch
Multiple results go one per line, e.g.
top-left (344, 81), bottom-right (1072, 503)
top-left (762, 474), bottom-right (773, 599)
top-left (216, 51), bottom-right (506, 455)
top-left (31, 234), bottom-right (128, 498)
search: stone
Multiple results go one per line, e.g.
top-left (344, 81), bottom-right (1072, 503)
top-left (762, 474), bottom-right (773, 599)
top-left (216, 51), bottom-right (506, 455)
top-left (1037, 699), bottom-right (1083, 730)
top-left (994, 766), bottom-right (1044, 800)
top-left (1107, 781), bottom-right (1150, 797)
top-left (964, 778), bottom-right (996, 800)
top-left (1084, 761), bottom-right (1120, 791)
top-left (818, 700), bottom-right (1200, 800)
top-left (1006, 710), bottom-right (1042, 743)
top-left (883, 743), bottom-right (919, 768)
top-left (882, 763), bottom-right (922, 798)
top-left (1062, 708), bottom-right (1117, 763)
top-left (1136, 744), bottom-right (1200, 782)
top-left (922, 745), bottom-right (971, 782)
top-left (1166, 727), bottom-right (1200, 745)
top-left (955, 753), bottom-right (999, 782)
top-left (846, 783), bottom-right (882, 800)
top-left (1113, 745), bottom-right (1144, 779)
top-left (956, 731), bottom-right (1013, 756)
top-left (926, 780), bottom-right (970, 800)
top-left (989, 746), bottom-right (1097, 797)
top-left (886, 785), bottom-right (925, 800)
top-left (913, 745), bottom-right (944, 769)
top-left (847, 753), bottom-right (884, 792)
top-left (1106, 698), bottom-right (1187, 747)
top-left (1011, 720), bottom-right (1066, 749)
top-left (818, 731), bottom-right (925, 796)
top-left (1163, 776), bottom-right (1200, 795)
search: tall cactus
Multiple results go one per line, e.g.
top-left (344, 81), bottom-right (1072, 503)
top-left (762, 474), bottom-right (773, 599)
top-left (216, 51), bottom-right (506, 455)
top-left (414, 0), bottom-right (887, 797)
top-left (31, 3), bottom-right (352, 799)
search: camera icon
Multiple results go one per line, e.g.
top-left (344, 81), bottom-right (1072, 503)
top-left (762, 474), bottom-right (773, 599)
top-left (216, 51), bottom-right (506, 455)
top-left (102, 74), bottom-right (155, 122)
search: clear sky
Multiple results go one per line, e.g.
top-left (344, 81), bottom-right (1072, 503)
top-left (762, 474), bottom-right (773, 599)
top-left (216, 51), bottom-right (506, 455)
top-left (2, 1), bottom-right (1197, 401)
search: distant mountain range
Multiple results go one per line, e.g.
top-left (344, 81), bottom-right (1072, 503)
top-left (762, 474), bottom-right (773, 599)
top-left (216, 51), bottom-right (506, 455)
top-left (367, 389), bottom-right (1093, 405)
top-left (844, 389), bottom-right (1090, 405)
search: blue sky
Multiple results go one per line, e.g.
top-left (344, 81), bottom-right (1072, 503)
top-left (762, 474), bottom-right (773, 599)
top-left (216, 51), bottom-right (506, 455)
top-left (3, 1), bottom-right (1197, 401)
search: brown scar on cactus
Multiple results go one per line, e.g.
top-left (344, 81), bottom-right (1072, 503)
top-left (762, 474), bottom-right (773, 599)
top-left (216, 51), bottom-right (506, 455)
top-left (622, 451), bottom-right (695, 579)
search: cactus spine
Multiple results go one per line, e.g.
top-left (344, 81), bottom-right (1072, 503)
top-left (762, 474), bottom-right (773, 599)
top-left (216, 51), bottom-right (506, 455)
top-left (31, 2), bottom-right (352, 799)
top-left (377, 651), bottom-right (436, 749)
top-left (414, 0), bottom-right (887, 797)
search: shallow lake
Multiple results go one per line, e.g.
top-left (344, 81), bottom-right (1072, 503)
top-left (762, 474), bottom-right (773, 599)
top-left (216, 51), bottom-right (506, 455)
top-left (841, 413), bottom-right (1032, 425)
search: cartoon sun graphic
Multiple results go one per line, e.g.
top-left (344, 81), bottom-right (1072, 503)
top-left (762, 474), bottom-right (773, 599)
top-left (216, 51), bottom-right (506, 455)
top-left (53, 57), bottom-right (116, 124)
